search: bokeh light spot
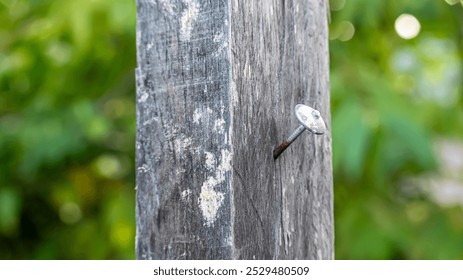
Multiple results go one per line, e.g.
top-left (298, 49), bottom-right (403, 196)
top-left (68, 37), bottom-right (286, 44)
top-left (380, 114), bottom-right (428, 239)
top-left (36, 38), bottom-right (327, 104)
top-left (104, 98), bottom-right (129, 119)
top-left (444, 0), bottom-right (459, 5)
top-left (338, 21), bottom-right (355, 42)
top-left (395, 14), bottom-right (421, 39)
top-left (59, 202), bottom-right (82, 224)
top-left (110, 224), bottom-right (132, 248)
top-left (405, 202), bottom-right (429, 224)
top-left (94, 154), bottom-right (123, 179)
top-left (330, 0), bottom-right (346, 11)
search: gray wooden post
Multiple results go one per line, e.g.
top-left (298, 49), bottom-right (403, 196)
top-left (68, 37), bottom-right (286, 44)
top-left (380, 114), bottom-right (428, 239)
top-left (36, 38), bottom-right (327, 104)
top-left (136, 0), bottom-right (333, 259)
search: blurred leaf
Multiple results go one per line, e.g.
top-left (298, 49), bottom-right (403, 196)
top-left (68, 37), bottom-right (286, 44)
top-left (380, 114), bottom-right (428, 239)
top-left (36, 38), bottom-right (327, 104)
top-left (383, 114), bottom-right (436, 170)
top-left (333, 100), bottom-right (371, 179)
top-left (0, 188), bottom-right (22, 235)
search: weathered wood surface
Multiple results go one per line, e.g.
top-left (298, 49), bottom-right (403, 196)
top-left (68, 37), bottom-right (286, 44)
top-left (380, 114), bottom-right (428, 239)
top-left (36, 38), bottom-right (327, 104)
top-left (136, 0), bottom-right (333, 259)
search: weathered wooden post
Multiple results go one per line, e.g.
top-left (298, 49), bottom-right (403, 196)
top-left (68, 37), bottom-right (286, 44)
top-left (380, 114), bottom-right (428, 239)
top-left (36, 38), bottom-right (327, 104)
top-left (136, 0), bottom-right (333, 259)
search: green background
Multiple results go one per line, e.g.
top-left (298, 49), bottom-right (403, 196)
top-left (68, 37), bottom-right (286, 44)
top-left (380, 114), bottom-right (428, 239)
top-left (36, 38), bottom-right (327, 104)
top-left (1, 0), bottom-right (462, 259)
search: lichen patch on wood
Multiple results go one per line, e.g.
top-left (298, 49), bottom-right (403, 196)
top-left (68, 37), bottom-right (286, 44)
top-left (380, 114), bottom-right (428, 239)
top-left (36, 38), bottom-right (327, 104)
top-left (199, 149), bottom-right (232, 226)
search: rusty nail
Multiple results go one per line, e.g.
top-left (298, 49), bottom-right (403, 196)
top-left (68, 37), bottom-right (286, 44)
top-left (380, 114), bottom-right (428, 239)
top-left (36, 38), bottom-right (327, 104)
top-left (273, 104), bottom-right (326, 160)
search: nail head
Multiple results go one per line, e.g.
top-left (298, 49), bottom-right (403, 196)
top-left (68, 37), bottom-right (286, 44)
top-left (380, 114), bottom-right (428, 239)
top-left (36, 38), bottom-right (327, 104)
top-left (295, 104), bottom-right (326, 135)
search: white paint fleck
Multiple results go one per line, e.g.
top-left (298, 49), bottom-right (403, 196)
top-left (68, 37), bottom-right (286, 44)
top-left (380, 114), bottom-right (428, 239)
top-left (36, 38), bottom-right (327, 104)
top-left (193, 110), bottom-right (202, 124)
top-left (193, 107), bottom-right (213, 124)
top-left (137, 164), bottom-right (150, 173)
top-left (176, 167), bottom-right (186, 176)
top-left (146, 43), bottom-right (154, 51)
top-left (139, 91), bottom-right (149, 103)
top-left (180, 0), bottom-right (199, 41)
top-left (160, 0), bottom-right (175, 16)
top-left (181, 189), bottom-right (191, 201)
top-left (205, 151), bottom-right (216, 170)
top-left (212, 32), bottom-right (228, 57)
top-left (199, 149), bottom-right (232, 226)
top-left (215, 41), bottom-right (228, 57)
top-left (174, 136), bottom-right (192, 152)
top-left (213, 118), bottom-right (226, 134)
top-left (213, 32), bottom-right (224, 43)
top-left (219, 149), bottom-right (232, 171)
top-left (199, 177), bottom-right (225, 227)
top-left (244, 62), bottom-right (251, 78)
top-left (231, 79), bottom-right (238, 107)
top-left (142, 117), bottom-right (160, 127)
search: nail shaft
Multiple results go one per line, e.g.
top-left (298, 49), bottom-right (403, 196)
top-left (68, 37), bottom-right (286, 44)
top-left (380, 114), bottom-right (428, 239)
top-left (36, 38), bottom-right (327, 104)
top-left (273, 125), bottom-right (306, 160)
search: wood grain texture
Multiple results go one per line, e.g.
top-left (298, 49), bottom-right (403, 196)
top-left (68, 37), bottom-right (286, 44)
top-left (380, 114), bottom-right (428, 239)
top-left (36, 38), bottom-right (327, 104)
top-left (136, 0), bottom-right (333, 260)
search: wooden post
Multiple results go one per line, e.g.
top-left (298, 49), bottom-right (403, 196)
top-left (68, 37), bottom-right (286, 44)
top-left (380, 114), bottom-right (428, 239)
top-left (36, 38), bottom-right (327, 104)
top-left (136, 0), bottom-right (333, 259)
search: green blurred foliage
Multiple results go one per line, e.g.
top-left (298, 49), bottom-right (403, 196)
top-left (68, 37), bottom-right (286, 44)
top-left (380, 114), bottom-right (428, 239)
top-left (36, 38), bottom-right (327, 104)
top-left (0, 0), bottom-right (136, 259)
top-left (330, 0), bottom-right (463, 259)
